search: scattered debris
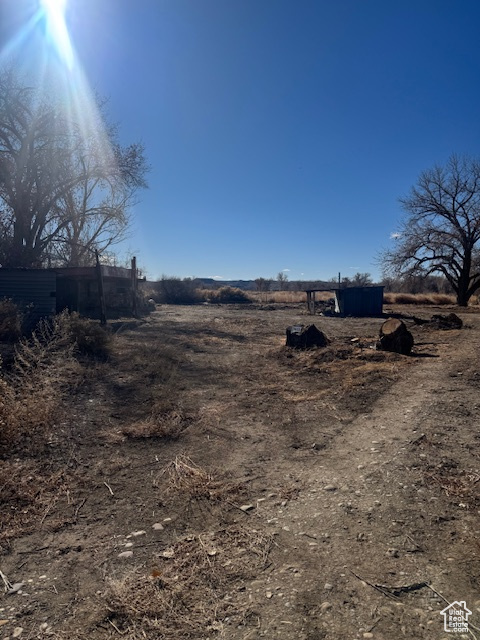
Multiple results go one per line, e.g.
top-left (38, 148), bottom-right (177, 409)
top-left (323, 484), bottom-right (337, 492)
top-left (7, 582), bottom-right (25, 595)
top-left (0, 569), bottom-right (12, 592)
top-left (350, 570), bottom-right (430, 599)
top-left (430, 313), bottom-right (463, 329)
top-left (103, 481), bottom-right (114, 496)
top-left (239, 503), bottom-right (255, 512)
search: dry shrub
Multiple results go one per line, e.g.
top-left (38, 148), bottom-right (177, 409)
top-left (154, 456), bottom-right (250, 514)
top-left (0, 373), bottom-right (16, 445)
top-left (205, 286), bottom-right (252, 304)
top-left (160, 455), bottom-right (214, 498)
top-left (384, 292), bottom-right (456, 305)
top-left (0, 298), bottom-right (22, 341)
top-left (0, 312), bottom-right (80, 451)
top-left (106, 525), bottom-right (272, 638)
top-left (154, 277), bottom-right (201, 304)
top-left (159, 455), bottom-right (235, 501)
top-left (63, 312), bottom-right (112, 359)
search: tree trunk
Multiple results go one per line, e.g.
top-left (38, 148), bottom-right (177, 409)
top-left (286, 324), bottom-right (329, 349)
top-left (377, 318), bottom-right (414, 355)
top-left (456, 289), bottom-right (469, 306)
top-left (457, 252), bottom-right (472, 306)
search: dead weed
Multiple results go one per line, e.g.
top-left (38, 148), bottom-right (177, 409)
top-left (0, 313), bottom-right (81, 451)
top-left (424, 467), bottom-right (480, 508)
top-left (157, 455), bottom-right (246, 504)
top-left (105, 526), bottom-right (272, 638)
top-left (122, 410), bottom-right (190, 441)
top-left (0, 459), bottom-right (76, 544)
top-left (275, 339), bottom-right (405, 394)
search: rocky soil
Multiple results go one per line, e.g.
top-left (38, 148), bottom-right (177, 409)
top-left (1, 303), bottom-right (479, 639)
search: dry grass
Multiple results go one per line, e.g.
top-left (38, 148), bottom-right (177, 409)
top-left (105, 460), bottom-right (267, 639)
top-left (111, 339), bottom-right (193, 445)
top-left (157, 455), bottom-right (246, 504)
top-left (384, 292), bottom-right (456, 305)
top-left (259, 291), bottom-right (458, 306)
top-left (0, 459), bottom-right (75, 543)
top-left (246, 290), bottom-right (464, 306)
top-left (274, 339), bottom-right (407, 414)
top-left (154, 288), bottom-right (467, 307)
top-left (106, 525), bottom-right (272, 638)
top-left (122, 411), bottom-right (188, 441)
top-left (424, 466), bottom-right (480, 508)
top-left (248, 290), bottom-right (311, 304)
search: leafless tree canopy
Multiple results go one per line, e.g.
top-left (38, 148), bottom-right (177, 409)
top-left (0, 69), bottom-right (148, 268)
top-left (383, 155), bottom-right (480, 305)
top-left (277, 271), bottom-right (289, 290)
top-left (254, 277), bottom-right (272, 292)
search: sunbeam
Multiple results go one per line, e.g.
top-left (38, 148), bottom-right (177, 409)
top-left (40, 0), bottom-right (74, 70)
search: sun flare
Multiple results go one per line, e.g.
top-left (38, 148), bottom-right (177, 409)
top-left (40, 0), bottom-right (74, 69)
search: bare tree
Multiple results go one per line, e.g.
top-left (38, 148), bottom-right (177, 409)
top-left (0, 69), bottom-right (148, 267)
top-left (351, 272), bottom-right (373, 287)
top-left (48, 136), bottom-right (147, 266)
top-left (254, 277), bottom-right (272, 292)
top-left (277, 271), bottom-right (289, 290)
top-left (254, 277), bottom-right (272, 303)
top-left (382, 155), bottom-right (480, 306)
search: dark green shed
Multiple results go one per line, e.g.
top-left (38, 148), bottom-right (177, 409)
top-left (0, 268), bottom-right (57, 328)
top-left (334, 286), bottom-right (384, 316)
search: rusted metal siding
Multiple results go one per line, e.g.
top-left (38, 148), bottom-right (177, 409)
top-left (0, 268), bottom-right (57, 328)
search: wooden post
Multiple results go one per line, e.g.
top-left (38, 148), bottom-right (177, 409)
top-left (312, 291), bottom-right (316, 314)
top-left (95, 250), bottom-right (107, 326)
top-left (131, 256), bottom-right (138, 318)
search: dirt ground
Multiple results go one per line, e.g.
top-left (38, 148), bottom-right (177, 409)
top-left (1, 302), bottom-right (480, 639)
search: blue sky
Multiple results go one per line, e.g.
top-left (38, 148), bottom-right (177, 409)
top-left (3, 0), bottom-right (480, 281)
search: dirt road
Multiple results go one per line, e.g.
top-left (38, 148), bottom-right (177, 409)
top-left (1, 304), bottom-right (479, 639)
